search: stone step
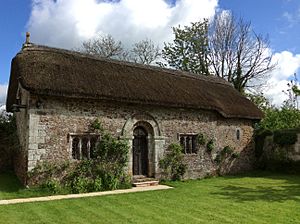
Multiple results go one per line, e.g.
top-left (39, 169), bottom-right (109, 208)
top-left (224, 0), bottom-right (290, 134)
top-left (133, 180), bottom-right (159, 187)
top-left (133, 177), bottom-right (157, 183)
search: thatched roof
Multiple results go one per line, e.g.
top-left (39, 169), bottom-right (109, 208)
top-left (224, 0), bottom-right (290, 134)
top-left (6, 44), bottom-right (263, 119)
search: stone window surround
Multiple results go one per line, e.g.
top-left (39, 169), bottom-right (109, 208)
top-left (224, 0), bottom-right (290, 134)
top-left (68, 133), bottom-right (100, 160)
top-left (178, 133), bottom-right (198, 154)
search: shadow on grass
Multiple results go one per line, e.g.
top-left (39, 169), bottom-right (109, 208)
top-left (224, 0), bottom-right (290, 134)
top-left (0, 172), bottom-right (24, 193)
top-left (0, 172), bottom-right (55, 200)
top-left (213, 173), bottom-right (300, 203)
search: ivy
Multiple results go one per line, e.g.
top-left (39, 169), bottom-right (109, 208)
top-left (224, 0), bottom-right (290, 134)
top-left (159, 143), bottom-right (187, 181)
top-left (206, 139), bottom-right (215, 152)
top-left (196, 133), bottom-right (206, 145)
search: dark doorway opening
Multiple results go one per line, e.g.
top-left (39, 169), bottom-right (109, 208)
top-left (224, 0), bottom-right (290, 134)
top-left (133, 127), bottom-right (148, 176)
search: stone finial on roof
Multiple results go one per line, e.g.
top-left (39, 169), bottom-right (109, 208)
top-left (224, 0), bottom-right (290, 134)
top-left (25, 32), bottom-right (30, 44)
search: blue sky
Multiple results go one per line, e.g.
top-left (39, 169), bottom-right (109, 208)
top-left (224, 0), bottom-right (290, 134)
top-left (1, 0), bottom-right (31, 83)
top-left (220, 0), bottom-right (300, 53)
top-left (1, 0), bottom-right (300, 105)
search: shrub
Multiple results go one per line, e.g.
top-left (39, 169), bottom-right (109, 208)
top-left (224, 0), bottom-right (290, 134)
top-left (257, 107), bottom-right (300, 131)
top-left (65, 132), bottom-right (130, 193)
top-left (222, 146), bottom-right (234, 154)
top-left (254, 129), bottom-right (273, 158)
top-left (159, 143), bottom-right (187, 181)
top-left (231, 152), bottom-right (240, 159)
top-left (273, 129), bottom-right (298, 146)
top-left (206, 139), bottom-right (215, 152)
top-left (214, 154), bottom-right (221, 164)
top-left (0, 113), bottom-right (18, 171)
top-left (41, 179), bottom-right (62, 194)
top-left (29, 120), bottom-right (131, 194)
top-left (196, 133), bottom-right (206, 145)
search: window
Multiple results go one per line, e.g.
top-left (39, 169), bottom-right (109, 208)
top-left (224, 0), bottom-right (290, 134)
top-left (179, 134), bottom-right (198, 154)
top-left (69, 133), bottom-right (100, 160)
top-left (236, 129), bottom-right (241, 141)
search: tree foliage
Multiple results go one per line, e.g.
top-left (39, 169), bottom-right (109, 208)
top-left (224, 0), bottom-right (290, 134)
top-left (161, 20), bottom-right (210, 75)
top-left (251, 75), bottom-right (300, 132)
top-left (0, 110), bottom-right (18, 171)
top-left (81, 34), bottom-right (125, 59)
top-left (161, 11), bottom-right (276, 93)
top-left (282, 73), bottom-right (300, 109)
top-left (246, 92), bottom-right (272, 112)
top-left (209, 12), bottom-right (276, 92)
top-left (80, 34), bottom-right (161, 64)
top-left (258, 106), bottom-right (300, 131)
top-left (132, 39), bottom-right (161, 65)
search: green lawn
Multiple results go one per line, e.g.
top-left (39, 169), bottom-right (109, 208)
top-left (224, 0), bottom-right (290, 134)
top-left (0, 172), bottom-right (299, 224)
top-left (0, 172), bottom-right (56, 200)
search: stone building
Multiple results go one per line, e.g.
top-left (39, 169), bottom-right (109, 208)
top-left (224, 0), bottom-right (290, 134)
top-left (6, 43), bottom-right (263, 184)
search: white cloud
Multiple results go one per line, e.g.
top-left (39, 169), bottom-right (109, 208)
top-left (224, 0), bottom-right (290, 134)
top-left (27, 0), bottom-right (218, 48)
top-left (263, 51), bottom-right (300, 106)
top-left (0, 84), bottom-right (8, 106)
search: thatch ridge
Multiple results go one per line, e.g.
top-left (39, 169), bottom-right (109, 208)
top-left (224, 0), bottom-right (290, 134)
top-left (7, 44), bottom-right (263, 120)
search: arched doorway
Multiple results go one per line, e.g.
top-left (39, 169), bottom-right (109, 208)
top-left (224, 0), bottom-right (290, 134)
top-left (133, 126), bottom-right (148, 176)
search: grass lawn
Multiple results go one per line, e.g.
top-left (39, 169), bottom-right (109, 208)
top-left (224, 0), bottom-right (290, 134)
top-left (0, 172), bottom-right (57, 200)
top-left (0, 172), bottom-right (299, 224)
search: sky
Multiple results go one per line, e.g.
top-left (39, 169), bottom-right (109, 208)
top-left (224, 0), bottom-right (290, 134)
top-left (1, 0), bottom-right (300, 107)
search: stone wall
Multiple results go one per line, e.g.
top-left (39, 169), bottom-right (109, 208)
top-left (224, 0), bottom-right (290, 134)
top-left (263, 134), bottom-right (300, 162)
top-left (18, 94), bottom-right (256, 181)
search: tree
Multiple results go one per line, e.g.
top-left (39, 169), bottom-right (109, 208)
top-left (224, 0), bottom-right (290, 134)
top-left (79, 35), bottom-right (161, 64)
top-left (80, 34), bottom-right (125, 59)
top-left (208, 12), bottom-right (276, 93)
top-left (161, 12), bottom-right (276, 93)
top-left (282, 73), bottom-right (300, 109)
top-left (257, 107), bottom-right (300, 131)
top-left (161, 20), bottom-right (210, 75)
top-left (246, 92), bottom-right (272, 112)
top-left (131, 39), bottom-right (161, 65)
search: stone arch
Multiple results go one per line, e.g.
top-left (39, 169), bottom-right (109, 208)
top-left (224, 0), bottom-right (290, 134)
top-left (121, 113), bottom-right (165, 178)
top-left (121, 112), bottom-right (161, 138)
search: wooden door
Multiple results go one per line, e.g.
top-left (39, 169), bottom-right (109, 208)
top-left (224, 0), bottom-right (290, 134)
top-left (133, 127), bottom-right (148, 176)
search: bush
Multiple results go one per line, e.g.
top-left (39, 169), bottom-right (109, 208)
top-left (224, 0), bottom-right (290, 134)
top-left (197, 133), bottom-right (206, 145)
top-left (41, 179), bottom-right (62, 194)
top-left (231, 152), bottom-right (240, 159)
top-left (0, 113), bottom-right (18, 171)
top-left (214, 146), bottom-right (237, 165)
top-left (66, 132), bottom-right (130, 193)
top-left (273, 129), bottom-right (298, 146)
top-left (222, 146), bottom-right (234, 154)
top-left (254, 129), bottom-right (273, 158)
top-left (29, 121), bottom-right (131, 194)
top-left (159, 143), bottom-right (187, 181)
top-left (257, 107), bottom-right (300, 131)
top-left (206, 139), bottom-right (215, 152)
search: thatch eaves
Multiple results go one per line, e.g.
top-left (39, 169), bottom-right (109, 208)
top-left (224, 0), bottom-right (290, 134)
top-left (6, 44), bottom-right (263, 120)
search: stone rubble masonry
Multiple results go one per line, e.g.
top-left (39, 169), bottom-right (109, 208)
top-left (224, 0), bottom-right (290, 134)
top-left (264, 134), bottom-right (300, 161)
top-left (15, 89), bottom-right (256, 184)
